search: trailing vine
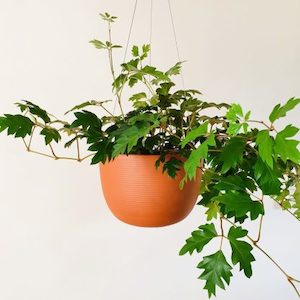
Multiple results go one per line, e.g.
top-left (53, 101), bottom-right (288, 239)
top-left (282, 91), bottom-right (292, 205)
top-left (0, 13), bottom-right (299, 298)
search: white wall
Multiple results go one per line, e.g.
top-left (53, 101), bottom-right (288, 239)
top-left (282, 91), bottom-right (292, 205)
top-left (0, 1), bottom-right (299, 299)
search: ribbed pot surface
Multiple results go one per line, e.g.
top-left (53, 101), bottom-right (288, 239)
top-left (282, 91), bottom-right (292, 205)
top-left (99, 155), bottom-right (202, 227)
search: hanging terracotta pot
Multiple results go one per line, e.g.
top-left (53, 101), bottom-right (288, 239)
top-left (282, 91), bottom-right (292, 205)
top-left (99, 154), bottom-right (202, 227)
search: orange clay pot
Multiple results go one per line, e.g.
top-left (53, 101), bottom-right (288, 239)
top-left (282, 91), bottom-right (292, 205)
top-left (99, 154), bottom-right (202, 227)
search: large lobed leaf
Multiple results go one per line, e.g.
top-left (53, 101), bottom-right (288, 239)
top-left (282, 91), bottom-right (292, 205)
top-left (179, 223), bottom-right (218, 255)
top-left (197, 250), bottom-right (233, 298)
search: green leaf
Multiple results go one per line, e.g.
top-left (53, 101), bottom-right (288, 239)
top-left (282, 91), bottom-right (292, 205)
top-left (70, 111), bottom-right (102, 130)
top-left (18, 101), bottom-right (51, 123)
top-left (205, 202), bottom-right (219, 221)
top-left (64, 135), bottom-right (82, 148)
top-left (213, 191), bottom-right (264, 220)
top-left (254, 158), bottom-right (281, 195)
top-left (227, 123), bottom-right (243, 135)
top-left (65, 100), bottom-right (111, 115)
top-left (226, 104), bottom-right (243, 121)
top-left (131, 45), bottom-right (139, 57)
top-left (162, 157), bottom-right (182, 178)
top-left (89, 39), bottom-right (106, 49)
top-left (140, 44), bottom-right (151, 60)
top-left (128, 92), bottom-right (147, 108)
top-left (181, 121), bottom-right (208, 148)
top-left (219, 138), bottom-right (246, 173)
top-left (269, 98), bottom-right (300, 123)
top-left (274, 125), bottom-right (300, 164)
top-left (197, 250), bottom-right (233, 298)
top-left (179, 224), bottom-right (218, 255)
top-left (165, 61), bottom-right (183, 76)
top-left (214, 175), bottom-right (247, 191)
top-left (100, 12), bottom-right (117, 22)
top-left (112, 123), bottom-right (151, 157)
top-left (294, 182), bottom-right (300, 204)
top-left (184, 133), bottom-right (215, 180)
top-left (256, 130), bottom-right (274, 168)
top-left (228, 226), bottom-right (255, 278)
top-left (90, 139), bottom-right (111, 164)
top-left (1, 114), bottom-right (34, 138)
top-left (40, 127), bottom-right (61, 145)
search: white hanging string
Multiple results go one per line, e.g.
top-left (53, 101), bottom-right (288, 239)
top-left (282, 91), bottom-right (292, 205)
top-left (113, 0), bottom-right (184, 114)
top-left (113, 0), bottom-right (139, 114)
top-left (167, 0), bottom-right (185, 89)
top-left (149, 0), bottom-right (153, 66)
top-left (123, 0), bottom-right (139, 62)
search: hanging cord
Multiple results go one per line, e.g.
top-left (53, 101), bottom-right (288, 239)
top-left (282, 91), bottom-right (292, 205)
top-left (167, 0), bottom-right (185, 89)
top-left (123, 0), bottom-right (138, 62)
top-left (149, 0), bottom-right (153, 66)
top-left (113, 0), bottom-right (139, 114)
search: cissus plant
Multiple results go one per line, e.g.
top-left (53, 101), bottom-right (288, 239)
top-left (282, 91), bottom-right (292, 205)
top-left (1, 12), bottom-right (300, 298)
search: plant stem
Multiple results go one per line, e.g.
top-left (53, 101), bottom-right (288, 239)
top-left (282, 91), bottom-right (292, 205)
top-left (270, 196), bottom-right (300, 222)
top-left (107, 22), bottom-right (124, 117)
top-left (76, 134), bottom-right (81, 161)
top-left (219, 216), bottom-right (224, 250)
top-left (224, 217), bottom-right (300, 298)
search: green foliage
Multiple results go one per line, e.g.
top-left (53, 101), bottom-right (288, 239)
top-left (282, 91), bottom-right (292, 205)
top-left (197, 250), bottom-right (233, 298)
top-left (269, 98), bottom-right (300, 123)
top-left (184, 134), bottom-right (215, 180)
top-left (0, 114), bottom-right (34, 138)
top-left (227, 226), bottom-right (255, 278)
top-left (179, 223), bottom-right (217, 255)
top-left (162, 157), bottom-right (182, 178)
top-left (65, 100), bottom-right (111, 115)
top-left (70, 111), bottom-right (101, 130)
top-left (180, 121), bottom-right (208, 148)
top-left (16, 101), bottom-right (51, 123)
top-left (1, 12), bottom-right (300, 299)
top-left (40, 127), bottom-right (61, 145)
top-left (256, 130), bottom-right (274, 168)
top-left (218, 138), bottom-right (246, 173)
top-left (274, 125), bottom-right (300, 164)
top-left (213, 192), bottom-right (264, 221)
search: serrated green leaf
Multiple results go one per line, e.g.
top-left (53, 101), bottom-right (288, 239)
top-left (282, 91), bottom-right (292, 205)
top-left (70, 111), bottom-right (102, 130)
top-left (1, 114), bottom-right (34, 138)
top-left (140, 44), bottom-right (151, 60)
top-left (21, 101), bottom-right (51, 123)
top-left (162, 157), bottom-right (182, 178)
top-left (274, 125), bottom-right (300, 164)
top-left (214, 175), bottom-right (246, 191)
top-left (228, 226), bottom-right (255, 278)
top-left (40, 127), bottom-right (61, 145)
top-left (226, 104), bottom-right (243, 121)
top-left (294, 182), bottom-right (300, 204)
top-left (165, 61), bottom-right (183, 76)
top-left (256, 130), bottom-right (274, 168)
top-left (254, 157), bottom-right (281, 195)
top-left (213, 191), bottom-right (264, 220)
top-left (269, 98), bottom-right (300, 123)
top-left (112, 123), bottom-right (151, 157)
top-left (184, 133), bottom-right (215, 180)
top-left (219, 138), bottom-right (246, 173)
top-left (131, 45), bottom-right (139, 57)
top-left (205, 202), bottom-right (219, 221)
top-left (181, 121), bottom-right (208, 148)
top-left (197, 250), bottom-right (233, 298)
top-left (227, 123), bottom-right (242, 135)
top-left (179, 223), bottom-right (217, 256)
top-left (89, 39), bottom-right (106, 49)
top-left (65, 100), bottom-right (111, 115)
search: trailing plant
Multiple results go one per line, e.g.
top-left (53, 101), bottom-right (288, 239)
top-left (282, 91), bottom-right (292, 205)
top-left (1, 12), bottom-right (300, 298)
